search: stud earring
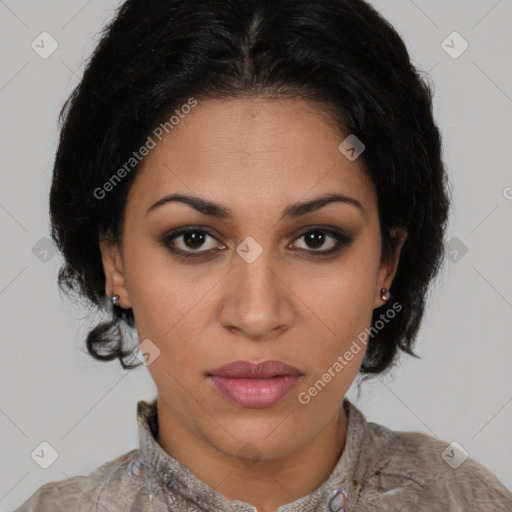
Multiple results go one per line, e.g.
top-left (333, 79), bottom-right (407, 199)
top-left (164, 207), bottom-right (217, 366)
top-left (111, 293), bottom-right (120, 307)
top-left (380, 288), bottom-right (390, 301)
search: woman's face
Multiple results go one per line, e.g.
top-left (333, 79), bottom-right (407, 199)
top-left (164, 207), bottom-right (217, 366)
top-left (100, 97), bottom-right (406, 461)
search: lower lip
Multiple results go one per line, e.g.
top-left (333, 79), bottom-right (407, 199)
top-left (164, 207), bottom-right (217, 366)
top-left (208, 375), bottom-right (300, 408)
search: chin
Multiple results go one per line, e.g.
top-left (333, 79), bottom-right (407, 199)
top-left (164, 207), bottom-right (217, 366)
top-left (206, 418), bottom-right (304, 461)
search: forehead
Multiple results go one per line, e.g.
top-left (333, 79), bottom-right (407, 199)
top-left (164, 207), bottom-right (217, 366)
top-left (126, 97), bottom-right (377, 218)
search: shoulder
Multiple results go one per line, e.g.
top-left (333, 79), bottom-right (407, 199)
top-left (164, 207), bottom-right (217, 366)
top-left (358, 418), bottom-right (512, 511)
top-left (13, 449), bottom-right (142, 512)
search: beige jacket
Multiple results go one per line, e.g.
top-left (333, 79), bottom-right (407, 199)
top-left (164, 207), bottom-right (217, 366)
top-left (14, 398), bottom-right (512, 511)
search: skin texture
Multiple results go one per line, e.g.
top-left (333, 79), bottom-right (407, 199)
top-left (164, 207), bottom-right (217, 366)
top-left (100, 98), bottom-right (407, 512)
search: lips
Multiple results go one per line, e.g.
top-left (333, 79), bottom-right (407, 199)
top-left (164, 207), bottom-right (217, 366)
top-left (207, 360), bottom-right (303, 409)
top-left (208, 360), bottom-right (302, 379)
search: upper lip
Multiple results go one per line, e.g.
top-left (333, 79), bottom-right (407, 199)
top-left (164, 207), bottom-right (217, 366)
top-left (207, 360), bottom-right (302, 378)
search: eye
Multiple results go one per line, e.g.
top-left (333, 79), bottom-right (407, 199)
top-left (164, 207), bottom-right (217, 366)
top-left (290, 228), bottom-right (353, 255)
top-left (160, 227), bottom-right (224, 258)
top-left (159, 226), bottom-right (354, 260)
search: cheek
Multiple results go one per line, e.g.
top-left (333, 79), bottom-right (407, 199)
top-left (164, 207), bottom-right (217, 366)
top-left (292, 256), bottom-right (378, 392)
top-left (124, 262), bottom-right (226, 394)
top-left (295, 281), bottom-right (372, 409)
top-left (123, 242), bottom-right (218, 340)
top-left (297, 258), bottom-right (378, 338)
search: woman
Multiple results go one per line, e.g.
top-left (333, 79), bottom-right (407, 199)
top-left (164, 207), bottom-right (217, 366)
top-left (15, 0), bottom-right (512, 510)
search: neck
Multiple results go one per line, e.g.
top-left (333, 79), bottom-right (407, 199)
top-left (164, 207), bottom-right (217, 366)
top-left (155, 402), bottom-right (348, 512)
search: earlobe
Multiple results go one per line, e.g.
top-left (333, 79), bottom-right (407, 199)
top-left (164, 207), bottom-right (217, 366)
top-left (374, 227), bottom-right (408, 308)
top-left (99, 235), bottom-right (131, 309)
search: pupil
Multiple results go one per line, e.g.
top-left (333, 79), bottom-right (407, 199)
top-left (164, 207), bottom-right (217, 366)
top-left (184, 231), bottom-right (205, 249)
top-left (306, 231), bottom-right (324, 249)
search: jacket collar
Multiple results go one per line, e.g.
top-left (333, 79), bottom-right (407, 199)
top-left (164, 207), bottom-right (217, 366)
top-left (136, 397), bottom-right (376, 511)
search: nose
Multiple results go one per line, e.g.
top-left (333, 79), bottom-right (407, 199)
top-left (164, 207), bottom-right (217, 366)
top-left (218, 245), bottom-right (294, 341)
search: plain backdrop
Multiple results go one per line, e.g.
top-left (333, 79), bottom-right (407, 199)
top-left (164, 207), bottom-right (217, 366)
top-left (1, 0), bottom-right (511, 510)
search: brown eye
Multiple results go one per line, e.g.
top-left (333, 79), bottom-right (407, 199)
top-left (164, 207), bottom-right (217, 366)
top-left (160, 225), bottom-right (353, 261)
top-left (178, 230), bottom-right (211, 250)
top-left (291, 228), bottom-right (353, 255)
top-left (161, 227), bottom-right (225, 258)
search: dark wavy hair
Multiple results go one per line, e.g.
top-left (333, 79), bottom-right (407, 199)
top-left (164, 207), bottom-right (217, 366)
top-left (49, 0), bottom-right (452, 375)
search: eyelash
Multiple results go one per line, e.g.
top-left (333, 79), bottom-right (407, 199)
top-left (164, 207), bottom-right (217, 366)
top-left (158, 226), bottom-right (354, 260)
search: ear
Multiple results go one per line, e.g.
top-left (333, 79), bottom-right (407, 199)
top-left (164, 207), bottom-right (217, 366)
top-left (99, 234), bottom-right (131, 309)
top-left (373, 227), bottom-right (408, 309)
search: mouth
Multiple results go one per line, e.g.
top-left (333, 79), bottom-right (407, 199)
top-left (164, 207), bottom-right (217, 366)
top-left (206, 360), bottom-right (303, 409)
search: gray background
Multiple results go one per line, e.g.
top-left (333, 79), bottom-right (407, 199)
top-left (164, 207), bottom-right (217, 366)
top-left (1, 0), bottom-right (511, 509)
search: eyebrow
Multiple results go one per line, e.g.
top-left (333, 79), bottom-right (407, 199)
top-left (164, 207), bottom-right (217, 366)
top-left (146, 192), bottom-right (365, 220)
